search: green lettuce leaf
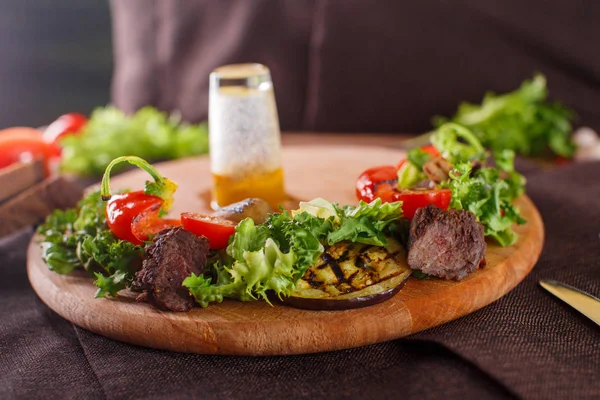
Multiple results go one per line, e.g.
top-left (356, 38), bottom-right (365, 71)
top-left (184, 197), bottom-right (404, 307)
top-left (433, 74), bottom-right (575, 157)
top-left (59, 106), bottom-right (209, 176)
top-left (445, 162), bottom-right (526, 247)
top-left (431, 123), bottom-right (487, 164)
top-left (37, 190), bottom-right (143, 297)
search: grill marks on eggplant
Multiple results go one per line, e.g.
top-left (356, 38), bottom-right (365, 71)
top-left (295, 239), bottom-right (409, 297)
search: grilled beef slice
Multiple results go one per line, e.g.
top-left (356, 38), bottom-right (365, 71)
top-left (134, 227), bottom-right (210, 311)
top-left (407, 205), bottom-right (486, 280)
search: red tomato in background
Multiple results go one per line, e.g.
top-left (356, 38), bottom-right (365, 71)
top-left (181, 213), bottom-right (237, 250)
top-left (0, 127), bottom-right (60, 175)
top-left (43, 112), bottom-right (88, 145)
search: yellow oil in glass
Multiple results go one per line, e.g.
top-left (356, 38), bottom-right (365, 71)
top-left (212, 167), bottom-right (286, 209)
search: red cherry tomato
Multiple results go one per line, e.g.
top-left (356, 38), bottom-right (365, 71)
top-left (181, 213), bottom-right (237, 250)
top-left (131, 208), bottom-right (181, 243)
top-left (356, 146), bottom-right (452, 220)
top-left (387, 189), bottom-right (452, 220)
top-left (0, 127), bottom-right (60, 175)
top-left (355, 165), bottom-right (398, 203)
top-left (43, 112), bottom-right (88, 145)
top-left (105, 191), bottom-right (164, 245)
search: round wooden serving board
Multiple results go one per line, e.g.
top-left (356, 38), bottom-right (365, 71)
top-left (27, 145), bottom-right (544, 355)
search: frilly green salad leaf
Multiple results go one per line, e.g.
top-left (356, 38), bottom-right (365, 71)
top-left (184, 198), bottom-right (403, 307)
top-left (433, 74), bottom-right (575, 157)
top-left (59, 106), bottom-right (209, 176)
top-left (428, 123), bottom-right (527, 246)
top-left (37, 190), bottom-right (143, 298)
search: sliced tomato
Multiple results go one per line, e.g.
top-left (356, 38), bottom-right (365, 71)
top-left (0, 127), bottom-right (60, 175)
top-left (355, 149), bottom-right (452, 220)
top-left (132, 208), bottom-right (181, 243)
top-left (355, 165), bottom-right (398, 203)
top-left (181, 213), bottom-right (237, 250)
top-left (43, 112), bottom-right (88, 145)
top-left (105, 192), bottom-right (165, 245)
top-left (387, 189), bottom-right (451, 220)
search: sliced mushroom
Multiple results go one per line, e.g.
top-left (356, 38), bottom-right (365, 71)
top-left (212, 198), bottom-right (273, 224)
top-left (423, 156), bottom-right (453, 183)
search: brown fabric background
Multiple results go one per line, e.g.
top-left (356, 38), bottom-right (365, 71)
top-left (1, 160), bottom-right (599, 399)
top-left (110, 0), bottom-right (600, 133)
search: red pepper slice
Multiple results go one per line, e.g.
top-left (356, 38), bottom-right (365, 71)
top-left (101, 156), bottom-right (179, 245)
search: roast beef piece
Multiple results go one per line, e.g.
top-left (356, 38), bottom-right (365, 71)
top-left (407, 205), bottom-right (486, 280)
top-left (133, 227), bottom-right (210, 311)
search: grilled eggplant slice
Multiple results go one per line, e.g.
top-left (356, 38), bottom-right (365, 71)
top-left (286, 238), bottom-right (411, 310)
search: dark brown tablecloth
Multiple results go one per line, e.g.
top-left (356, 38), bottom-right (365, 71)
top-left (110, 0), bottom-right (600, 133)
top-left (1, 159), bottom-right (599, 400)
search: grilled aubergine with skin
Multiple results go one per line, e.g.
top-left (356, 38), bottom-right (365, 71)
top-left (286, 238), bottom-right (412, 310)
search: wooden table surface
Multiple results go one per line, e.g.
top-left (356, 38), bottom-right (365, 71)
top-left (281, 132), bottom-right (414, 148)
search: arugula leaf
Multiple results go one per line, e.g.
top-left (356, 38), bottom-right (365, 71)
top-left (434, 74), bottom-right (575, 157)
top-left (59, 106), bottom-right (209, 176)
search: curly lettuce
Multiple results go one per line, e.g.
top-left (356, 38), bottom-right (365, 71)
top-left (59, 106), bottom-right (209, 176)
top-left (184, 198), bottom-right (403, 307)
top-left (37, 191), bottom-right (143, 298)
top-left (430, 124), bottom-right (527, 246)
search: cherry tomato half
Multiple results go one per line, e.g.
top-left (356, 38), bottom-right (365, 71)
top-left (181, 213), bottom-right (237, 250)
top-left (106, 191), bottom-right (164, 245)
top-left (356, 147), bottom-right (452, 220)
top-left (355, 165), bottom-right (398, 203)
top-left (0, 127), bottom-right (60, 175)
top-left (388, 188), bottom-right (451, 220)
top-left (43, 112), bottom-right (88, 145)
top-left (132, 208), bottom-right (181, 243)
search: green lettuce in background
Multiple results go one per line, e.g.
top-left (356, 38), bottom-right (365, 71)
top-left (433, 74), bottom-right (576, 158)
top-left (59, 106), bottom-right (208, 176)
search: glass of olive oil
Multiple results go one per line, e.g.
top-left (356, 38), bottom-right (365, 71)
top-left (209, 63), bottom-right (286, 210)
